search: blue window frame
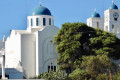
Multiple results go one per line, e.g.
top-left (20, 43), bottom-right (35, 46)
top-left (43, 18), bottom-right (46, 26)
top-left (49, 18), bottom-right (51, 25)
top-left (36, 18), bottom-right (39, 26)
top-left (31, 18), bottom-right (33, 26)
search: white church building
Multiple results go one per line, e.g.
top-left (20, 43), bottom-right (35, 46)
top-left (1, 1), bottom-right (120, 79)
top-left (87, 1), bottom-right (120, 38)
top-left (3, 4), bottom-right (59, 78)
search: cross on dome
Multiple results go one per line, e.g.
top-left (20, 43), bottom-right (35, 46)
top-left (112, 0), bottom-right (114, 4)
top-left (39, 0), bottom-right (42, 6)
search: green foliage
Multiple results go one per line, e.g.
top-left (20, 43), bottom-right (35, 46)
top-left (31, 70), bottom-right (67, 80)
top-left (89, 29), bottom-right (120, 59)
top-left (96, 73), bottom-right (109, 80)
top-left (54, 22), bottom-right (95, 70)
top-left (54, 22), bottom-right (120, 79)
top-left (69, 68), bottom-right (91, 80)
top-left (113, 71), bottom-right (120, 80)
top-left (81, 55), bottom-right (116, 78)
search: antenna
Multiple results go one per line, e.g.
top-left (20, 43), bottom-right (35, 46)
top-left (25, 0), bottom-right (27, 18)
top-left (103, 0), bottom-right (104, 16)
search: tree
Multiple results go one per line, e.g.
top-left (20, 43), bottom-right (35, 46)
top-left (54, 22), bottom-right (120, 72)
top-left (69, 68), bottom-right (91, 80)
top-left (81, 55), bottom-right (116, 78)
top-left (89, 29), bottom-right (120, 59)
top-left (54, 22), bottom-right (95, 71)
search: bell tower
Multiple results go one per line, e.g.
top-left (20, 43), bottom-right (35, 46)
top-left (104, 1), bottom-right (120, 34)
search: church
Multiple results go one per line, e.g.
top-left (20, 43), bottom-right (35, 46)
top-left (87, 1), bottom-right (120, 38)
top-left (1, 4), bottom-right (59, 79)
top-left (0, 1), bottom-right (120, 79)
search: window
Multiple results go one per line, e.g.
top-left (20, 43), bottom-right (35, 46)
top-left (114, 18), bottom-right (117, 21)
top-left (48, 65), bottom-right (56, 72)
top-left (31, 18), bottom-right (33, 26)
top-left (54, 66), bottom-right (56, 71)
top-left (117, 24), bottom-right (119, 33)
top-left (48, 66), bottom-right (50, 72)
top-left (36, 18), bottom-right (39, 26)
top-left (49, 18), bottom-right (51, 25)
top-left (43, 18), bottom-right (46, 26)
top-left (97, 22), bottom-right (99, 28)
top-left (112, 24), bottom-right (115, 33)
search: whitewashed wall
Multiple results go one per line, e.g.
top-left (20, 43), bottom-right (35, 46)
top-left (21, 34), bottom-right (36, 78)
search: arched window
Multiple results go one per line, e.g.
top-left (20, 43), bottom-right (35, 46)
top-left (48, 63), bottom-right (56, 72)
top-left (43, 18), bottom-right (46, 26)
top-left (48, 65), bottom-right (56, 72)
top-left (49, 18), bottom-right (51, 25)
top-left (31, 18), bottom-right (33, 26)
top-left (36, 18), bottom-right (39, 26)
top-left (112, 24), bottom-right (115, 33)
top-left (117, 24), bottom-right (119, 33)
top-left (97, 22), bottom-right (99, 28)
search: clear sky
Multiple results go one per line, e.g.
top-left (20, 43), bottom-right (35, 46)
top-left (0, 0), bottom-right (120, 39)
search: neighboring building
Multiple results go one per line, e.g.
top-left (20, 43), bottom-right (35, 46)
top-left (87, 1), bottom-right (120, 38)
top-left (4, 5), bottom-right (59, 78)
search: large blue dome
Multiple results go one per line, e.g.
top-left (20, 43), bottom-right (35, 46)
top-left (110, 3), bottom-right (118, 9)
top-left (30, 5), bottom-right (52, 16)
top-left (92, 12), bottom-right (100, 18)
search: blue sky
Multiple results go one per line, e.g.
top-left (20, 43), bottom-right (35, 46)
top-left (0, 0), bottom-right (120, 39)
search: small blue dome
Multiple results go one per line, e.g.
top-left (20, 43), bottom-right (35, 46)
top-left (92, 12), bottom-right (100, 18)
top-left (30, 5), bottom-right (52, 16)
top-left (110, 3), bottom-right (118, 9)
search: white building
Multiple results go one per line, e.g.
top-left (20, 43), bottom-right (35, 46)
top-left (4, 5), bottom-right (59, 78)
top-left (87, 1), bottom-right (120, 38)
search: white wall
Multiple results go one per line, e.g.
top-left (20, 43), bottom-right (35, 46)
top-left (28, 15), bottom-right (54, 28)
top-left (5, 31), bottom-right (21, 68)
top-left (36, 25), bottom-right (59, 75)
top-left (21, 34), bottom-right (36, 78)
top-left (87, 18), bottom-right (104, 30)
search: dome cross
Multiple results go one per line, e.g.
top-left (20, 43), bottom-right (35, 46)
top-left (39, 0), bottom-right (42, 6)
top-left (112, 0), bottom-right (114, 4)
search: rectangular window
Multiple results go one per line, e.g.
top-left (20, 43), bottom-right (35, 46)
top-left (31, 19), bottom-right (33, 26)
top-left (43, 18), bottom-right (46, 26)
top-left (112, 24), bottom-right (115, 33)
top-left (51, 66), bottom-right (53, 71)
top-left (54, 66), bottom-right (56, 71)
top-left (49, 18), bottom-right (51, 25)
top-left (48, 66), bottom-right (50, 72)
top-left (97, 22), bottom-right (99, 28)
top-left (36, 18), bottom-right (39, 26)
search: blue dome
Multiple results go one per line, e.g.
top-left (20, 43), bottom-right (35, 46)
top-left (110, 3), bottom-right (118, 9)
top-left (30, 5), bottom-right (52, 16)
top-left (92, 12), bottom-right (100, 18)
